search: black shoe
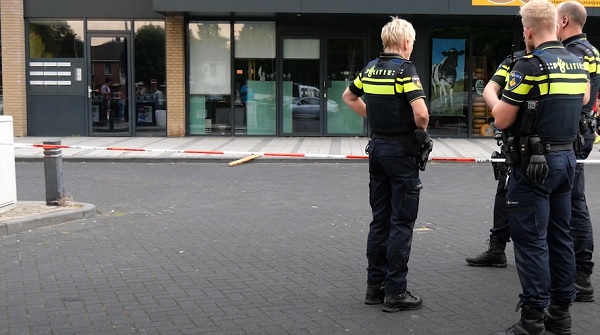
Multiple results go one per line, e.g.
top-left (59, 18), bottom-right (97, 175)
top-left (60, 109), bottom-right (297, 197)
top-left (466, 249), bottom-right (507, 267)
top-left (544, 304), bottom-right (571, 335)
top-left (575, 271), bottom-right (594, 302)
top-left (382, 291), bottom-right (423, 312)
top-left (365, 283), bottom-right (384, 305)
top-left (466, 235), bottom-right (507, 267)
top-left (492, 304), bottom-right (546, 335)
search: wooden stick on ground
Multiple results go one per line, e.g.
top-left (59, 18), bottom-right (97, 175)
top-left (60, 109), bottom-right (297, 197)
top-left (227, 154), bottom-right (262, 167)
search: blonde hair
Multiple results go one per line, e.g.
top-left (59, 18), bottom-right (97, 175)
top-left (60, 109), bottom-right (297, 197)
top-left (381, 16), bottom-right (416, 51)
top-left (520, 0), bottom-right (557, 34)
top-left (557, 1), bottom-right (587, 27)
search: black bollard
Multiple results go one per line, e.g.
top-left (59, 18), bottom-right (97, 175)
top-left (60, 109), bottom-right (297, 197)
top-left (43, 140), bottom-right (64, 206)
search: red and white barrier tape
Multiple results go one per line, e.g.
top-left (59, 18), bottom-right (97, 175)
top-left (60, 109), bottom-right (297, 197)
top-left (7, 142), bottom-right (600, 164)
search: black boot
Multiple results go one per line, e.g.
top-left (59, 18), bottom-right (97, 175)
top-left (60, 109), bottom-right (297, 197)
top-left (364, 283), bottom-right (384, 305)
top-left (544, 304), bottom-right (571, 335)
top-left (575, 271), bottom-right (594, 302)
top-left (467, 234), bottom-right (507, 267)
top-left (382, 290), bottom-right (423, 312)
top-left (492, 303), bottom-right (546, 335)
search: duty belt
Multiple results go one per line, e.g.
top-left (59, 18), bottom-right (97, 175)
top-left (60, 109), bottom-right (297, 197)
top-left (542, 142), bottom-right (573, 152)
top-left (371, 132), bottom-right (411, 142)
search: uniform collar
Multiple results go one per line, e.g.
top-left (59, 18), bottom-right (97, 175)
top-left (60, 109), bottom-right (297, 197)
top-left (562, 33), bottom-right (588, 46)
top-left (534, 40), bottom-right (564, 51)
top-left (379, 52), bottom-right (405, 60)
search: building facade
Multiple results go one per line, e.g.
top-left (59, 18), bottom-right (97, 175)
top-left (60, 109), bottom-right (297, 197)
top-left (1, 0), bottom-right (600, 138)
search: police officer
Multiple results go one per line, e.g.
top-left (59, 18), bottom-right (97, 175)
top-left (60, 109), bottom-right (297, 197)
top-left (341, 16), bottom-right (429, 313)
top-left (466, 49), bottom-right (525, 268)
top-left (557, 0), bottom-right (600, 303)
top-left (490, 1), bottom-right (590, 334)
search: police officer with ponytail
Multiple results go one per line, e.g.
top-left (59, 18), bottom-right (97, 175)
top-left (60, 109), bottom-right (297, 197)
top-left (342, 16), bottom-right (430, 313)
top-left (491, 1), bottom-right (590, 334)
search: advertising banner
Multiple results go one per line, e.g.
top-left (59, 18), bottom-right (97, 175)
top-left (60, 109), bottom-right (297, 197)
top-left (472, 0), bottom-right (600, 7)
top-left (430, 39), bottom-right (466, 116)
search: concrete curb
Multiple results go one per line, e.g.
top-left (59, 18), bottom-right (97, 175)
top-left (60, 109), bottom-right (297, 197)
top-left (0, 202), bottom-right (96, 236)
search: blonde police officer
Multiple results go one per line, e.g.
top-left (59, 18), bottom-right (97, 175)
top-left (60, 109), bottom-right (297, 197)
top-left (342, 16), bottom-right (429, 313)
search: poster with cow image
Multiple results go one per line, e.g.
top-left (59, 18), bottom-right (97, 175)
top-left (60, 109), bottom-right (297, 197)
top-left (431, 39), bottom-right (466, 116)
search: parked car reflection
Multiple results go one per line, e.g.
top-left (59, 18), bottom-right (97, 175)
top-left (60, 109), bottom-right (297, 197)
top-left (291, 97), bottom-right (339, 119)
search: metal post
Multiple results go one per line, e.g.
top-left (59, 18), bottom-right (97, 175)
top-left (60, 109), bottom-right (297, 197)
top-left (43, 140), bottom-right (64, 206)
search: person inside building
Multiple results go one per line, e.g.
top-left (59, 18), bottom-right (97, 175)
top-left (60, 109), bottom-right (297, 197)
top-left (100, 78), bottom-right (113, 129)
top-left (240, 78), bottom-right (253, 125)
top-left (341, 16), bottom-right (430, 313)
top-left (466, 48), bottom-right (525, 269)
top-left (117, 85), bottom-right (127, 121)
top-left (557, 0), bottom-right (599, 304)
top-left (490, 1), bottom-right (589, 334)
top-left (151, 79), bottom-right (166, 110)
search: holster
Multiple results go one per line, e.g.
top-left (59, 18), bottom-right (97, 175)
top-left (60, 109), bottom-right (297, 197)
top-left (518, 135), bottom-right (531, 170)
top-left (574, 133), bottom-right (584, 154)
top-left (491, 151), bottom-right (502, 180)
top-left (406, 129), bottom-right (433, 171)
top-left (580, 113), bottom-right (590, 134)
top-left (501, 136), bottom-right (520, 167)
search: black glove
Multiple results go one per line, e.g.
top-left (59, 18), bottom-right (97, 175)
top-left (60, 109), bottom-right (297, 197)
top-left (526, 154), bottom-right (548, 185)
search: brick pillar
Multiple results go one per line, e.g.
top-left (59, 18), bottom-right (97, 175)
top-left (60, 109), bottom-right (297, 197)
top-left (1, 0), bottom-right (27, 136)
top-left (165, 16), bottom-right (186, 137)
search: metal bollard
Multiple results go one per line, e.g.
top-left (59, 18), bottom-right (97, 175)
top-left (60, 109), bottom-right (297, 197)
top-left (43, 140), bottom-right (64, 206)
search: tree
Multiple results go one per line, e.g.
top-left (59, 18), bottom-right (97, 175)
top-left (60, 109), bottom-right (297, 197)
top-left (134, 24), bottom-right (166, 87)
top-left (28, 21), bottom-right (82, 58)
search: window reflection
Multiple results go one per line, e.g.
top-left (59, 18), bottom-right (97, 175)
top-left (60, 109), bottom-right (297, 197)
top-left (0, 34), bottom-right (2, 114)
top-left (134, 21), bottom-right (166, 136)
top-left (87, 20), bottom-right (131, 31)
top-left (234, 22), bottom-right (276, 135)
top-left (28, 20), bottom-right (84, 58)
top-left (189, 22), bottom-right (232, 135)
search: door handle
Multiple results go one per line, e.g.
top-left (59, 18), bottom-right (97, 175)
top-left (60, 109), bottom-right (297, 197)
top-left (88, 86), bottom-right (92, 98)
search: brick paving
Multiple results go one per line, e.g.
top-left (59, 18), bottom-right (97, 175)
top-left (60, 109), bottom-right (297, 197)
top-left (2, 161), bottom-right (600, 334)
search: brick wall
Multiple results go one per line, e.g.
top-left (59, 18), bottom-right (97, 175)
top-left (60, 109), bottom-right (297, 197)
top-left (165, 16), bottom-right (186, 137)
top-left (1, 0), bottom-right (27, 136)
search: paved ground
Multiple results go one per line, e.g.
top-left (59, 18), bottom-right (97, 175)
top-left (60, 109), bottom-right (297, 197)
top-left (2, 161), bottom-right (600, 334)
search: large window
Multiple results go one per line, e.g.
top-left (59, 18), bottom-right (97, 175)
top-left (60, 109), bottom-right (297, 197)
top-left (428, 25), bottom-right (513, 138)
top-left (0, 29), bottom-right (3, 115)
top-left (189, 22), bottom-right (232, 135)
top-left (28, 21), bottom-right (84, 58)
top-left (134, 21), bottom-right (166, 136)
top-left (234, 22), bottom-right (276, 135)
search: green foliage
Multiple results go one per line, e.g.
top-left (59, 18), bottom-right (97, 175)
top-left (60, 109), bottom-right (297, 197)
top-left (135, 24), bottom-right (166, 87)
top-left (28, 21), bottom-right (82, 58)
top-left (29, 32), bottom-right (49, 58)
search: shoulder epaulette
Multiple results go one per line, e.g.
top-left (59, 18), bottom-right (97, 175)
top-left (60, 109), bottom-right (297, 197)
top-left (390, 58), bottom-right (410, 66)
top-left (566, 39), bottom-right (594, 57)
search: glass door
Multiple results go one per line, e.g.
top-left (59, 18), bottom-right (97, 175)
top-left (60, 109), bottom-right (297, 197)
top-left (281, 36), bottom-right (366, 136)
top-left (325, 37), bottom-right (366, 135)
top-left (282, 38), bottom-right (321, 135)
top-left (88, 34), bottom-right (132, 135)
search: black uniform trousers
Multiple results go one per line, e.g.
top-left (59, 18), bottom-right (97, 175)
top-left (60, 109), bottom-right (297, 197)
top-left (365, 138), bottom-right (422, 295)
top-left (571, 126), bottom-right (595, 276)
top-left (491, 159), bottom-right (510, 242)
top-left (507, 150), bottom-right (577, 308)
